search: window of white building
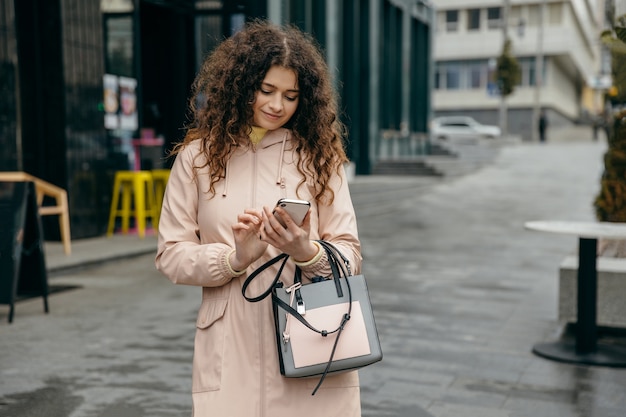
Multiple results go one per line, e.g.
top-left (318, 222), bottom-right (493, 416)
top-left (467, 61), bottom-right (483, 88)
top-left (487, 7), bottom-right (501, 29)
top-left (436, 60), bottom-right (487, 90)
top-left (528, 4), bottom-right (540, 27)
top-left (446, 62), bottom-right (461, 88)
top-left (548, 3), bottom-right (562, 24)
top-left (446, 10), bottom-right (459, 32)
top-left (518, 57), bottom-right (533, 86)
top-left (517, 57), bottom-right (544, 87)
top-left (436, 58), bottom-right (544, 91)
top-left (467, 9), bottom-right (480, 31)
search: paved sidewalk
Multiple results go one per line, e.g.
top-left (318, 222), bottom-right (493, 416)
top-left (2, 132), bottom-right (625, 417)
top-left (45, 234), bottom-right (158, 276)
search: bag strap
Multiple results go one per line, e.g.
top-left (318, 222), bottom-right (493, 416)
top-left (316, 240), bottom-right (352, 276)
top-left (241, 253), bottom-right (289, 302)
top-left (271, 283), bottom-right (352, 337)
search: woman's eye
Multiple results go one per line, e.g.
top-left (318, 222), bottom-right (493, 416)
top-left (261, 89), bottom-right (272, 95)
top-left (285, 96), bottom-right (298, 102)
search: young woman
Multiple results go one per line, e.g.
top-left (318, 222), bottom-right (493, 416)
top-left (155, 20), bottom-right (362, 416)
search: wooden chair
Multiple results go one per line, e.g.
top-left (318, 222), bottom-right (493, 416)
top-left (0, 172), bottom-right (71, 255)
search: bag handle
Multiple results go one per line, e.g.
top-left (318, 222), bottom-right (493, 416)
top-left (316, 240), bottom-right (352, 277)
top-left (242, 240), bottom-right (350, 302)
top-left (241, 252), bottom-right (289, 302)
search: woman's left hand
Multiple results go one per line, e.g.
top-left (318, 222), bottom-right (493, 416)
top-left (261, 206), bottom-right (319, 263)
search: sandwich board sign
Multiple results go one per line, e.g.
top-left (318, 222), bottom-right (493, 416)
top-left (0, 181), bottom-right (49, 323)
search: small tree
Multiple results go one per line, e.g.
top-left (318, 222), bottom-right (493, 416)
top-left (595, 110), bottom-right (626, 222)
top-left (494, 39), bottom-right (521, 97)
top-left (595, 15), bottom-right (626, 223)
top-left (601, 15), bottom-right (626, 104)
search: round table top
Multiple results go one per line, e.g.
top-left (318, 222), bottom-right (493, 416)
top-left (525, 220), bottom-right (626, 239)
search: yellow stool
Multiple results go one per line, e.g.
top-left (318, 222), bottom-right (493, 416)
top-left (107, 171), bottom-right (158, 238)
top-left (151, 169), bottom-right (170, 225)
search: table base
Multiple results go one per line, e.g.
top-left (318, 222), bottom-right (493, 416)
top-left (533, 341), bottom-right (626, 367)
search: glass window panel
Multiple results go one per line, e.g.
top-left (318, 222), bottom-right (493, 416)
top-left (467, 9), bottom-right (480, 31)
top-left (509, 6), bottom-right (521, 22)
top-left (548, 3), bottom-right (562, 24)
top-left (516, 57), bottom-right (536, 86)
top-left (487, 7), bottom-right (501, 29)
top-left (445, 63), bottom-right (460, 89)
top-left (195, 0), bottom-right (222, 10)
top-left (529, 65), bottom-right (536, 86)
top-left (528, 5), bottom-right (539, 26)
top-left (469, 63), bottom-right (482, 88)
top-left (446, 10), bottom-right (458, 32)
top-left (437, 11), bottom-right (445, 32)
top-left (487, 7), bottom-right (501, 20)
top-left (105, 16), bottom-right (133, 77)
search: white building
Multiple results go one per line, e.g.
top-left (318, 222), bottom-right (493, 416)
top-left (430, 0), bottom-right (606, 140)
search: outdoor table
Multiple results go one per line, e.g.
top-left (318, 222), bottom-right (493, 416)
top-left (525, 220), bottom-right (626, 367)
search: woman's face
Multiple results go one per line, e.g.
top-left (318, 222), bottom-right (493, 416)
top-left (252, 65), bottom-right (299, 130)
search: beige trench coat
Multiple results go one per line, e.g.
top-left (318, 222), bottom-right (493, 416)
top-left (155, 128), bottom-right (363, 417)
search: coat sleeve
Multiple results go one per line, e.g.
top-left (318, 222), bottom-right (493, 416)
top-left (299, 164), bottom-right (362, 278)
top-left (155, 145), bottom-right (235, 287)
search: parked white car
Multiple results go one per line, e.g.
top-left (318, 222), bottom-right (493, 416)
top-left (431, 116), bottom-right (501, 141)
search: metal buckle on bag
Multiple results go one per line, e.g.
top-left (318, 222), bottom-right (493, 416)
top-left (297, 300), bottom-right (306, 315)
top-left (285, 282), bottom-right (306, 315)
top-left (285, 283), bottom-right (301, 293)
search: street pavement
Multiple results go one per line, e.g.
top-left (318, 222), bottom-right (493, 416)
top-left (2, 128), bottom-right (626, 417)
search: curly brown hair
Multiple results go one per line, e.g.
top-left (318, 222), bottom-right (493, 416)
top-left (172, 19), bottom-right (348, 204)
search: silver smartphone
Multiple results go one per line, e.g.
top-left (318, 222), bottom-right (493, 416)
top-left (273, 198), bottom-right (311, 227)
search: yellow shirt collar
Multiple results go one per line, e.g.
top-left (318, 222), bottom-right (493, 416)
top-left (250, 126), bottom-right (268, 145)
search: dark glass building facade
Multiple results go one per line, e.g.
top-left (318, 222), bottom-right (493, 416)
top-left (0, 0), bottom-right (433, 240)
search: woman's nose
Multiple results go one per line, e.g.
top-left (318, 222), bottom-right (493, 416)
top-left (268, 95), bottom-right (283, 112)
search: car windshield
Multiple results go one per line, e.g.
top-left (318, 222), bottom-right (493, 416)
top-left (439, 117), bottom-right (477, 127)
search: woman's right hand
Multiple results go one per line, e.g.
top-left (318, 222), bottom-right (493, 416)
top-left (230, 209), bottom-right (268, 271)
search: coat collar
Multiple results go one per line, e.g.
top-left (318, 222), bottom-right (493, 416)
top-left (256, 127), bottom-right (292, 149)
top-left (222, 128), bottom-right (292, 197)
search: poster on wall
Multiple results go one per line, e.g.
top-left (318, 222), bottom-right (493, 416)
top-left (119, 76), bottom-right (138, 131)
top-left (103, 74), bottom-right (138, 131)
top-left (103, 74), bottom-right (119, 129)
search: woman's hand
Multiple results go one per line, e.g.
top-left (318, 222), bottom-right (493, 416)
top-left (230, 209), bottom-right (268, 271)
top-left (260, 206), bottom-right (319, 262)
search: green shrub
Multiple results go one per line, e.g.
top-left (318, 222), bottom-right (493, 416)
top-left (595, 111), bottom-right (626, 221)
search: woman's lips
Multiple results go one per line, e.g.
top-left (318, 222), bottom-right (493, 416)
top-left (263, 111), bottom-right (281, 121)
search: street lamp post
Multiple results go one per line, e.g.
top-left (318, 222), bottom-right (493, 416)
top-left (499, 0), bottom-right (510, 136)
top-left (531, 0), bottom-right (547, 142)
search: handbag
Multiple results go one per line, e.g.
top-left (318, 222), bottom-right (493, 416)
top-left (242, 240), bottom-right (382, 395)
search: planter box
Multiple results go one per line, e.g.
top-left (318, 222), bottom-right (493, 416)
top-left (559, 255), bottom-right (626, 329)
